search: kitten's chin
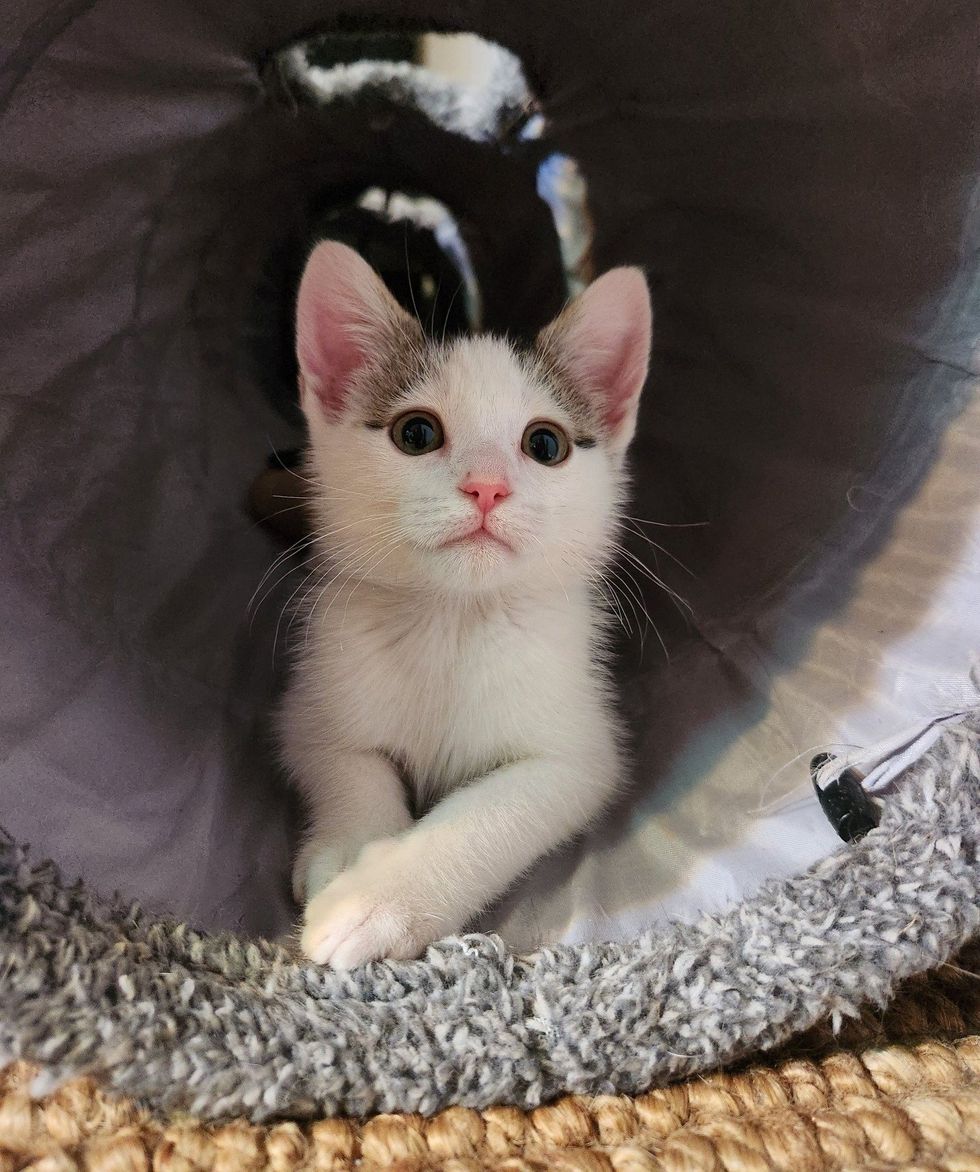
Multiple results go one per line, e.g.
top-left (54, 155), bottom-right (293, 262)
top-left (352, 538), bottom-right (523, 596)
top-left (417, 540), bottom-right (525, 595)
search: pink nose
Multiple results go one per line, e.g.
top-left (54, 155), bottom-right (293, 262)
top-left (460, 477), bottom-right (511, 515)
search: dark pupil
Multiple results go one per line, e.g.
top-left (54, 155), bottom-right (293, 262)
top-left (529, 429), bottom-right (560, 463)
top-left (402, 417), bottom-right (434, 451)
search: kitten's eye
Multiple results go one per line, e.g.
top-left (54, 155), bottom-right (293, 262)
top-left (391, 411), bottom-right (444, 455)
top-left (522, 422), bottom-right (570, 466)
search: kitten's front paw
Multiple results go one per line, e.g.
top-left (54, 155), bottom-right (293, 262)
top-left (301, 850), bottom-right (450, 968)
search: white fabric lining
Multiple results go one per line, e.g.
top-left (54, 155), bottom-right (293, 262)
top-left (509, 382), bottom-right (980, 950)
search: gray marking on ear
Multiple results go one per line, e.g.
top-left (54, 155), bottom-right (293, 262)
top-left (521, 334), bottom-right (604, 436)
top-left (354, 319), bottom-right (429, 422)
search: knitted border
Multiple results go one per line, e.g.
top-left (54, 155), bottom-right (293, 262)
top-left (1, 718), bottom-right (978, 1122)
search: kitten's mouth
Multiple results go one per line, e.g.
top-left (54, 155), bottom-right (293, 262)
top-left (440, 525), bottom-right (513, 553)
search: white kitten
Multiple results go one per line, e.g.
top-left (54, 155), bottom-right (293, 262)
top-left (278, 241), bottom-right (651, 967)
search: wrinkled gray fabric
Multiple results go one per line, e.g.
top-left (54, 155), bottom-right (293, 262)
top-left (1, 1), bottom-right (978, 950)
top-left (2, 716), bottom-right (978, 1121)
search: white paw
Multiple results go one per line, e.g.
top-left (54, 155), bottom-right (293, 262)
top-left (300, 845), bottom-right (451, 968)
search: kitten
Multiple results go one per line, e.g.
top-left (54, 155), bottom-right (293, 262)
top-left (278, 241), bottom-right (652, 967)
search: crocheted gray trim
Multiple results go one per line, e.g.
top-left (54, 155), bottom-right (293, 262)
top-left (2, 716), bottom-right (978, 1122)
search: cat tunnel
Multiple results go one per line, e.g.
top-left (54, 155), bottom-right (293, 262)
top-left (2, 0), bottom-right (980, 1122)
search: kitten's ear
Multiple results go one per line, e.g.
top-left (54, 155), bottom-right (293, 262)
top-left (538, 267), bottom-right (652, 450)
top-left (295, 241), bottom-right (419, 419)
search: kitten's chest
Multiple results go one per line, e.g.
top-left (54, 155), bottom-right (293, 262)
top-left (320, 593), bottom-right (583, 785)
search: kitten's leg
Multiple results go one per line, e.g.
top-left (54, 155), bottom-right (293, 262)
top-left (301, 752), bottom-right (615, 967)
top-left (292, 750), bottom-right (413, 903)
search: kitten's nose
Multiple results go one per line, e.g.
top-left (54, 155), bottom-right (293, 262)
top-left (460, 477), bottom-right (511, 515)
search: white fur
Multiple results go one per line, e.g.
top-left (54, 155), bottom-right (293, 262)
top-left (278, 243), bottom-right (651, 967)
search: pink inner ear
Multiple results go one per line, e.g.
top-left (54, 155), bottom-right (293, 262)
top-left (295, 241), bottom-right (396, 418)
top-left (556, 268), bottom-right (652, 439)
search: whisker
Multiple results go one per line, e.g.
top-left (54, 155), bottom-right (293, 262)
top-left (302, 531), bottom-right (406, 646)
top-left (615, 544), bottom-right (695, 618)
top-left (252, 500), bottom-right (313, 527)
top-left (249, 510), bottom-right (405, 626)
top-left (529, 532), bottom-right (569, 604)
top-left (605, 564), bottom-right (650, 655)
top-left (266, 517), bottom-right (409, 660)
top-left (290, 527), bottom-right (400, 623)
top-left (296, 523), bottom-right (411, 648)
top-left (265, 440), bottom-right (315, 485)
top-left (441, 279), bottom-right (464, 345)
top-left (621, 518), bottom-right (698, 579)
top-left (594, 574), bottom-right (632, 637)
top-left (606, 558), bottom-right (672, 662)
top-left (429, 274), bottom-right (442, 337)
top-left (248, 534), bottom-right (321, 620)
top-left (555, 545), bottom-right (623, 627)
top-left (403, 224), bottom-right (422, 326)
top-left (311, 482), bottom-right (400, 503)
top-left (624, 513), bottom-right (710, 530)
top-left (338, 537), bottom-right (407, 632)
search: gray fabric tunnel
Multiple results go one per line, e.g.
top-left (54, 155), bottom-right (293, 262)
top-left (2, 0), bottom-right (980, 1116)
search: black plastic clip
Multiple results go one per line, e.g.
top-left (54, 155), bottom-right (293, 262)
top-left (810, 752), bottom-right (881, 843)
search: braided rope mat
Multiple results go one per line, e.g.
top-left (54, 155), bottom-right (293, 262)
top-left (2, 944), bottom-right (979, 1171)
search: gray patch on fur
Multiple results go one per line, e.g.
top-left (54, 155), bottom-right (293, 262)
top-left (531, 317), bottom-right (606, 438)
top-left (2, 714), bottom-right (978, 1122)
top-left (355, 322), bottom-right (430, 424)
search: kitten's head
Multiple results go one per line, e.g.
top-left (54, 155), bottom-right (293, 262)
top-left (295, 241), bottom-right (651, 596)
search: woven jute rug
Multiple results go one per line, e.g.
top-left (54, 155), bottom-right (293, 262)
top-left (2, 942), bottom-right (978, 1172)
